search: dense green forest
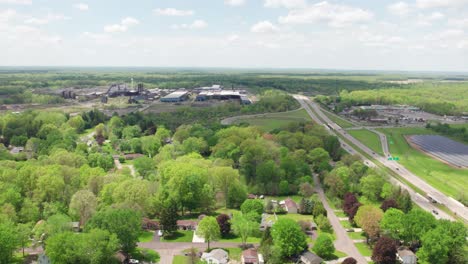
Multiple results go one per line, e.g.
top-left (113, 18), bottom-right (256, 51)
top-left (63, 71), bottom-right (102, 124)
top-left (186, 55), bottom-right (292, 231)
top-left (337, 84), bottom-right (468, 115)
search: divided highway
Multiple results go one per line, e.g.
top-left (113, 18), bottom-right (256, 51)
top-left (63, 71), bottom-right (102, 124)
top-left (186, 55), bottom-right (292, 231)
top-left (294, 95), bottom-right (466, 222)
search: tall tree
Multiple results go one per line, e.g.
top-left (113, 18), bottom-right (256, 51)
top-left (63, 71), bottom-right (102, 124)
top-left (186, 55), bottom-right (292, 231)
top-left (0, 221), bottom-right (18, 264)
top-left (69, 190), bottom-right (97, 226)
top-left (380, 208), bottom-right (404, 240)
top-left (271, 218), bottom-right (307, 257)
top-left (372, 237), bottom-right (397, 264)
top-left (216, 214), bottom-right (231, 238)
top-left (240, 199), bottom-right (264, 216)
top-left (231, 214), bottom-right (259, 247)
top-left (313, 233), bottom-right (335, 259)
top-left (355, 205), bottom-right (384, 243)
top-left (159, 200), bottom-right (179, 237)
top-left (85, 208), bottom-right (141, 255)
top-left (196, 216), bottom-right (221, 250)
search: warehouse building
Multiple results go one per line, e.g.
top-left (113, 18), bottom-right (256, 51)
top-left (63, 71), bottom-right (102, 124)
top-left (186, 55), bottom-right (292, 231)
top-left (160, 91), bottom-right (190, 102)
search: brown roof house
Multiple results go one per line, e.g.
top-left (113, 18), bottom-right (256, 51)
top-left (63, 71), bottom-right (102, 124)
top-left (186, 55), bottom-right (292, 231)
top-left (241, 248), bottom-right (264, 264)
top-left (283, 198), bottom-right (298, 214)
top-left (176, 220), bottom-right (198, 231)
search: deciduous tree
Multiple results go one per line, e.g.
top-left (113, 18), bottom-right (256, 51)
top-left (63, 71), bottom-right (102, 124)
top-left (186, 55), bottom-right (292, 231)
top-left (271, 218), bottom-right (307, 257)
top-left (196, 216), bottom-right (221, 250)
top-left (313, 234), bottom-right (335, 259)
top-left (372, 237), bottom-right (397, 264)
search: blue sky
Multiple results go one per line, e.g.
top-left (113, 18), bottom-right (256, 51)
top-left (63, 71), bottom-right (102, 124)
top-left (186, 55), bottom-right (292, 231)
top-left (0, 0), bottom-right (467, 71)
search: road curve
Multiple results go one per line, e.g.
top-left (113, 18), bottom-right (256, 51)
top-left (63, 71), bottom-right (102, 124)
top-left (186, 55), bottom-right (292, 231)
top-left (293, 95), bottom-right (457, 221)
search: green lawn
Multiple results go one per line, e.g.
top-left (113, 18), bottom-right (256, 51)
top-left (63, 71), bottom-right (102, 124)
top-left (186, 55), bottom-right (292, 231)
top-left (265, 195), bottom-right (304, 204)
top-left (348, 232), bottom-right (366, 240)
top-left (322, 109), bottom-right (354, 128)
top-left (172, 255), bottom-right (190, 264)
top-left (161, 231), bottom-right (194, 242)
top-left (340, 220), bottom-right (353, 229)
top-left (131, 248), bottom-right (160, 263)
top-left (224, 247), bottom-right (243, 261)
top-left (335, 211), bottom-right (346, 218)
top-left (348, 129), bottom-right (384, 156)
top-left (138, 231), bottom-right (154, 242)
top-left (265, 213), bottom-right (314, 222)
top-left (234, 109), bottom-right (312, 131)
top-left (218, 234), bottom-right (261, 243)
top-left (355, 242), bottom-right (372, 257)
top-left (377, 127), bottom-right (468, 199)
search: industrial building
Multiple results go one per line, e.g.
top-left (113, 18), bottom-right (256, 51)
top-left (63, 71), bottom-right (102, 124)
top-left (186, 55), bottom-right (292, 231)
top-left (195, 89), bottom-right (251, 104)
top-left (160, 90), bottom-right (190, 102)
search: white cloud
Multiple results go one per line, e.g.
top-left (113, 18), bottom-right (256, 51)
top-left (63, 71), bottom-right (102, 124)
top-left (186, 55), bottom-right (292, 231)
top-left (227, 34), bottom-right (240, 42)
top-left (279, 1), bottom-right (373, 27)
top-left (416, 12), bottom-right (445, 26)
top-left (73, 3), bottom-right (89, 11)
top-left (264, 0), bottom-right (306, 9)
top-left (0, 8), bottom-right (17, 22)
top-left (251, 20), bottom-right (279, 33)
top-left (24, 13), bottom-right (71, 25)
top-left (172, 19), bottom-right (208, 30)
top-left (104, 17), bottom-right (139, 33)
top-left (448, 18), bottom-right (468, 28)
top-left (416, 0), bottom-right (468, 9)
top-left (0, 0), bottom-right (31, 5)
top-left (387, 2), bottom-right (410, 16)
top-left (224, 0), bottom-right (246, 6)
top-left (153, 8), bottom-right (194, 16)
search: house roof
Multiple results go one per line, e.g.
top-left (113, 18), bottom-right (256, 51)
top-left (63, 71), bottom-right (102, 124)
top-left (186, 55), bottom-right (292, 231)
top-left (284, 198), bottom-right (298, 209)
top-left (397, 249), bottom-right (415, 257)
top-left (300, 251), bottom-right (323, 264)
top-left (242, 248), bottom-right (259, 262)
top-left (176, 220), bottom-right (198, 227)
top-left (202, 249), bottom-right (228, 264)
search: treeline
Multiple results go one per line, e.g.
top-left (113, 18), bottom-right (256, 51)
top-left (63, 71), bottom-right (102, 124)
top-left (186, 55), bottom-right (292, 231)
top-left (336, 84), bottom-right (468, 116)
top-left (426, 123), bottom-right (468, 143)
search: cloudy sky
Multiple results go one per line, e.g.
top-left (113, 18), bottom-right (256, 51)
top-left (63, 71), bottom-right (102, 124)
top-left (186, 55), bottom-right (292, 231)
top-left (1, 0), bottom-right (467, 71)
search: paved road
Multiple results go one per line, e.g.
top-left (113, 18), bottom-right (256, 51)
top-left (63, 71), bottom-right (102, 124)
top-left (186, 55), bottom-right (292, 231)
top-left (294, 95), bottom-right (457, 221)
top-left (313, 175), bottom-right (368, 264)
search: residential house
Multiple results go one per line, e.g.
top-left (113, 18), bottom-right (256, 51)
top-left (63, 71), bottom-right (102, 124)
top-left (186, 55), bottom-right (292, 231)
top-left (284, 198), bottom-right (298, 214)
top-left (397, 248), bottom-right (417, 264)
top-left (299, 251), bottom-right (323, 264)
top-left (176, 220), bottom-right (198, 231)
top-left (241, 248), bottom-right (264, 264)
top-left (201, 249), bottom-right (229, 264)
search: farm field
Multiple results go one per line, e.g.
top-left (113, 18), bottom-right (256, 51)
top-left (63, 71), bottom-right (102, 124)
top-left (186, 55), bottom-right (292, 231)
top-left (233, 109), bottom-right (311, 131)
top-left (348, 129), bottom-right (384, 156)
top-left (377, 127), bottom-right (468, 201)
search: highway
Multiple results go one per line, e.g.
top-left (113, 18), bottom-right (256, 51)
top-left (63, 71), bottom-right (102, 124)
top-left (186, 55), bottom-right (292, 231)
top-left (294, 95), bottom-right (464, 221)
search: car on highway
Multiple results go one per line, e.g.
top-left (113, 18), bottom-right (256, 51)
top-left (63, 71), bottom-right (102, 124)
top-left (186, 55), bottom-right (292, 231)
top-left (432, 210), bottom-right (439, 215)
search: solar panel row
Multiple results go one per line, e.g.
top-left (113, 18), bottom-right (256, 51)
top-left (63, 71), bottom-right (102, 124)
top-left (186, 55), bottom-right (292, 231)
top-left (408, 135), bottom-right (468, 168)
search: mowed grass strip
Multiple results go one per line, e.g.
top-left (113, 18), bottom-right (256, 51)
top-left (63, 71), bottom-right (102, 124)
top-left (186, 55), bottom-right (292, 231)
top-left (322, 110), bottom-right (355, 128)
top-left (355, 242), bottom-right (372, 256)
top-left (161, 231), bottom-right (194, 242)
top-left (377, 127), bottom-right (468, 199)
top-left (348, 129), bottom-right (384, 156)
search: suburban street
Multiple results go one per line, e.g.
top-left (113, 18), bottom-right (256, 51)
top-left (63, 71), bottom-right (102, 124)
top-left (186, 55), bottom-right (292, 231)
top-left (293, 95), bottom-right (459, 221)
top-left (313, 175), bottom-right (368, 264)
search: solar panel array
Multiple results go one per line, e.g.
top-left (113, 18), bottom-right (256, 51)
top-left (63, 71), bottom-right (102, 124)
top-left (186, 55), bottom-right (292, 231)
top-left (408, 135), bottom-right (468, 168)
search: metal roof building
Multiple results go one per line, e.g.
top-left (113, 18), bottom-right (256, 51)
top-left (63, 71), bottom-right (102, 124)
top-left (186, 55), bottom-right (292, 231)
top-left (160, 91), bottom-right (189, 102)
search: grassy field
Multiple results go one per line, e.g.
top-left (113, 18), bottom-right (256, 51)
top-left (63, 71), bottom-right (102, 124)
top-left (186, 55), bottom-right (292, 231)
top-left (172, 256), bottom-right (191, 264)
top-left (234, 109), bottom-right (311, 131)
top-left (348, 129), bottom-right (384, 156)
top-left (377, 127), bottom-right (468, 200)
top-left (348, 232), bottom-right (366, 240)
top-left (340, 220), bottom-right (353, 229)
top-left (161, 231), bottom-right (194, 242)
top-left (218, 234), bottom-right (261, 243)
top-left (138, 231), bottom-right (154, 242)
top-left (355, 242), bottom-right (372, 257)
top-left (322, 109), bottom-right (355, 128)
